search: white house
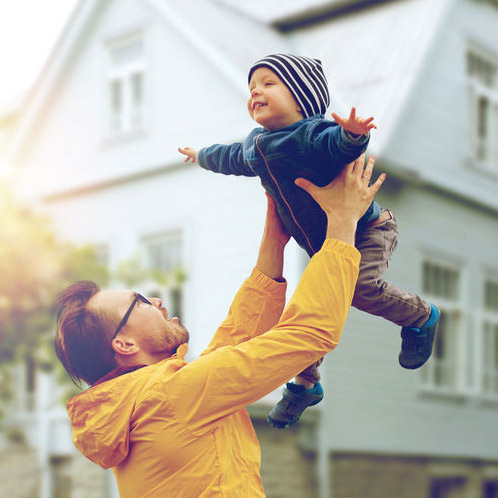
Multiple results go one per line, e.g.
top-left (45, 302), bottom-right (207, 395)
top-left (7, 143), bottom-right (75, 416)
top-left (1, 0), bottom-right (498, 497)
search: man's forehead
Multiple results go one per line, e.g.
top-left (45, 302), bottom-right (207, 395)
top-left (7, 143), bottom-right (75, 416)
top-left (88, 289), bottom-right (134, 311)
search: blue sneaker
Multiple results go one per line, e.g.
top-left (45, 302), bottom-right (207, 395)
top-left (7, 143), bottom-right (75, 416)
top-left (399, 304), bottom-right (440, 369)
top-left (267, 382), bottom-right (324, 429)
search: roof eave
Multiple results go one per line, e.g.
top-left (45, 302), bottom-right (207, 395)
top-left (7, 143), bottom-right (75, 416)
top-left (271, 0), bottom-right (400, 32)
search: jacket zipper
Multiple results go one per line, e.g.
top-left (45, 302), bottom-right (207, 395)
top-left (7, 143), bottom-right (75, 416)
top-left (255, 134), bottom-right (316, 255)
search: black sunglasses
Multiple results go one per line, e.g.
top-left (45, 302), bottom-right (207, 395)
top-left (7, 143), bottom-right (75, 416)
top-left (113, 292), bottom-right (152, 338)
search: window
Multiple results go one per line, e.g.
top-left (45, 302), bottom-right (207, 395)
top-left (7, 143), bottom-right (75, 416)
top-left (467, 47), bottom-right (498, 172)
top-left (106, 32), bottom-right (146, 136)
top-left (142, 230), bottom-right (186, 321)
top-left (50, 456), bottom-right (72, 498)
top-left (429, 477), bottom-right (466, 498)
top-left (420, 261), bottom-right (465, 393)
top-left (481, 277), bottom-right (498, 398)
top-left (24, 355), bottom-right (36, 412)
top-left (12, 355), bottom-right (37, 413)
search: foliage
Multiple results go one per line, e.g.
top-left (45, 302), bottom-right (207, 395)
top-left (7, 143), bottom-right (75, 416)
top-left (0, 186), bottom-right (188, 420)
top-left (115, 255), bottom-right (187, 288)
top-left (0, 188), bottom-right (109, 411)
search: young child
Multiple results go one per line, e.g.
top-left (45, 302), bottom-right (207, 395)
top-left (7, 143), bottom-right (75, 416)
top-left (179, 54), bottom-right (440, 429)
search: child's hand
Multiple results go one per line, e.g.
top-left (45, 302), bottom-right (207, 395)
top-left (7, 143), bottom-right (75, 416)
top-left (178, 147), bottom-right (197, 163)
top-left (331, 107), bottom-right (376, 137)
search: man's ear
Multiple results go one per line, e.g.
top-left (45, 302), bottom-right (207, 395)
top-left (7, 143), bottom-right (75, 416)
top-left (111, 336), bottom-right (140, 357)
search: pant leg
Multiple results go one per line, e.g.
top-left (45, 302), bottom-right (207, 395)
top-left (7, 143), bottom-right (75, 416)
top-left (297, 358), bottom-right (323, 384)
top-left (352, 210), bottom-right (431, 328)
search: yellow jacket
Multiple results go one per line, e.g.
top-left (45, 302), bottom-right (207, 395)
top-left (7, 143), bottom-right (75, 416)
top-left (67, 239), bottom-right (360, 497)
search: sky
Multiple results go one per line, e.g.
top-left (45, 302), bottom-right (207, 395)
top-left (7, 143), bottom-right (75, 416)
top-left (0, 0), bottom-right (79, 109)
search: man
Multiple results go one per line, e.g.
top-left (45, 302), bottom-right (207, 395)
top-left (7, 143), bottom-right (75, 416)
top-left (55, 155), bottom-right (384, 497)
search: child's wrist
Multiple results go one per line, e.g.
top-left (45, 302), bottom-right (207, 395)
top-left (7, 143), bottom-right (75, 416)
top-left (345, 130), bottom-right (367, 140)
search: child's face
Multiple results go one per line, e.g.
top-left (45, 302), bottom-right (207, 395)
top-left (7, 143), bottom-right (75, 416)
top-left (247, 67), bottom-right (303, 130)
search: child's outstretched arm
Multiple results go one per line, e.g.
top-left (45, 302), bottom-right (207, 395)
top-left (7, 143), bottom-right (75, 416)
top-left (331, 107), bottom-right (376, 137)
top-left (178, 147), bottom-right (197, 163)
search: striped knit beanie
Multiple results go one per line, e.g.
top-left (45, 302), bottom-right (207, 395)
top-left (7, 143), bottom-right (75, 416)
top-left (248, 54), bottom-right (330, 119)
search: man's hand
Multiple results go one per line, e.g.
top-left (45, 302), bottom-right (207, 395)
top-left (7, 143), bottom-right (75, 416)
top-left (256, 193), bottom-right (291, 281)
top-left (178, 147), bottom-right (198, 163)
top-left (295, 154), bottom-right (385, 244)
top-left (331, 107), bottom-right (376, 137)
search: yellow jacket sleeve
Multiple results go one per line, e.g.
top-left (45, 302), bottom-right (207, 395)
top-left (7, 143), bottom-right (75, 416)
top-left (170, 239), bottom-right (360, 434)
top-left (201, 267), bottom-right (287, 356)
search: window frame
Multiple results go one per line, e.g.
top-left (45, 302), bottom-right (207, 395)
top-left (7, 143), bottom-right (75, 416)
top-left (478, 273), bottom-right (498, 401)
top-left (467, 44), bottom-right (498, 175)
top-left (418, 257), bottom-right (468, 396)
top-left (103, 28), bottom-right (149, 140)
top-left (140, 229), bottom-right (187, 322)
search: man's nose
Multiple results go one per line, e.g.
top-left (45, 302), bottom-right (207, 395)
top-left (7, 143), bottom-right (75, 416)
top-left (251, 87), bottom-right (261, 97)
top-left (151, 297), bottom-right (162, 308)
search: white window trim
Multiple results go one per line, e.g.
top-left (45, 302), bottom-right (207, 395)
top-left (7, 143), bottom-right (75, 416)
top-left (476, 273), bottom-right (498, 402)
top-left (467, 43), bottom-right (498, 175)
top-left (139, 226), bottom-right (190, 324)
top-left (101, 26), bottom-right (150, 144)
top-left (418, 256), bottom-right (469, 397)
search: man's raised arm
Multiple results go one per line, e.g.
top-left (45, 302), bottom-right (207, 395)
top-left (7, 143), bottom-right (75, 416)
top-left (173, 155), bottom-right (385, 430)
top-left (201, 193), bottom-right (291, 355)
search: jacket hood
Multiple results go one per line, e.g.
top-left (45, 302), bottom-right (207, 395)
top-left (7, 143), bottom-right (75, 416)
top-left (66, 344), bottom-right (189, 469)
top-left (67, 367), bottom-right (145, 468)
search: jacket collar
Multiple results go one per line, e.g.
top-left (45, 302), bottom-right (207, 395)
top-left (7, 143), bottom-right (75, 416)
top-left (91, 343), bottom-right (189, 386)
top-left (92, 364), bottom-right (147, 387)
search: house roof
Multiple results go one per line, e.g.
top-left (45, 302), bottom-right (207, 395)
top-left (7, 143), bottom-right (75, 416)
top-left (165, 0), bottom-right (452, 158)
top-left (212, 0), bottom-right (371, 26)
top-left (302, 0), bottom-right (452, 154)
top-left (4, 0), bottom-right (457, 191)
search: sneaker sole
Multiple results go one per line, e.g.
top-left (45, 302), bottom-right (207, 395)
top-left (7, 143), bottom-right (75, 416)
top-left (266, 397), bottom-right (323, 429)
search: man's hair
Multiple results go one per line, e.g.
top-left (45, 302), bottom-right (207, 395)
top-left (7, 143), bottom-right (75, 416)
top-left (55, 281), bottom-right (117, 386)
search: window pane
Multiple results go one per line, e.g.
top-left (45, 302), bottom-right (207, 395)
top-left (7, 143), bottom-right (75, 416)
top-left (467, 48), bottom-right (498, 169)
top-left (477, 96), bottom-right (490, 162)
top-left (106, 34), bottom-right (146, 134)
top-left (25, 355), bottom-right (36, 412)
top-left (482, 321), bottom-right (498, 395)
top-left (422, 262), bottom-right (459, 299)
top-left (429, 477), bottom-right (466, 498)
top-left (109, 80), bottom-right (122, 131)
top-left (478, 96), bottom-right (489, 137)
top-left (421, 261), bottom-right (461, 390)
top-left (468, 50), bottom-right (497, 88)
top-left (143, 231), bottom-right (183, 275)
top-left (142, 231), bottom-right (185, 320)
top-left (110, 80), bottom-right (122, 112)
top-left (485, 280), bottom-right (498, 311)
top-left (432, 311), bottom-right (458, 388)
top-left (484, 481), bottom-right (498, 498)
top-left (131, 73), bottom-right (143, 106)
top-left (50, 457), bottom-right (72, 498)
top-left (131, 72), bottom-right (144, 127)
top-left (110, 38), bottom-right (143, 66)
top-left (170, 287), bottom-right (183, 321)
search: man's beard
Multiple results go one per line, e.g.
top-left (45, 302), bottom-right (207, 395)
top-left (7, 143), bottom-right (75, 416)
top-left (146, 321), bottom-right (189, 356)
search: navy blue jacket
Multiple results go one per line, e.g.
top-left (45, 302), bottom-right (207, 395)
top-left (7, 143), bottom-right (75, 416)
top-left (198, 115), bottom-right (380, 257)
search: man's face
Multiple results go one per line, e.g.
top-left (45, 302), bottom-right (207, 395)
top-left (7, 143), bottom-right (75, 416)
top-left (247, 67), bottom-right (303, 130)
top-left (89, 289), bottom-right (189, 359)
